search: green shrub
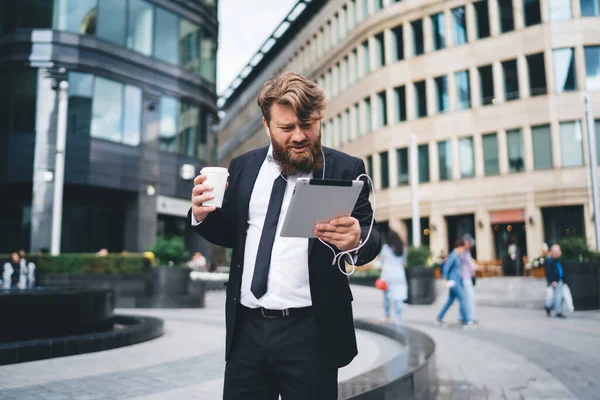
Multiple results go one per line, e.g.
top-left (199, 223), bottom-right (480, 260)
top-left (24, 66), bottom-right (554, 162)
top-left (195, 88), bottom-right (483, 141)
top-left (407, 246), bottom-right (431, 268)
top-left (0, 254), bottom-right (149, 274)
top-left (558, 237), bottom-right (593, 261)
top-left (149, 236), bottom-right (190, 266)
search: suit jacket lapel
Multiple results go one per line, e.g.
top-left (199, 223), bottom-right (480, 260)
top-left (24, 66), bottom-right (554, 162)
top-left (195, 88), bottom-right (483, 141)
top-left (308, 148), bottom-right (334, 256)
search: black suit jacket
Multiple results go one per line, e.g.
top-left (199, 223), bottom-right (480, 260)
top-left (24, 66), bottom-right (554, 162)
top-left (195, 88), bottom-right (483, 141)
top-left (190, 146), bottom-right (381, 368)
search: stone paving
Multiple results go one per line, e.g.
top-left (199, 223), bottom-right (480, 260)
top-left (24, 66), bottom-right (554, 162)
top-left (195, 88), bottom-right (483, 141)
top-left (1, 284), bottom-right (600, 399)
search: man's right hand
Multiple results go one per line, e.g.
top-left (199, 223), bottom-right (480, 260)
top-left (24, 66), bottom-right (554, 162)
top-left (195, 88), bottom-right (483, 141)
top-left (552, 281), bottom-right (557, 288)
top-left (191, 175), bottom-right (219, 223)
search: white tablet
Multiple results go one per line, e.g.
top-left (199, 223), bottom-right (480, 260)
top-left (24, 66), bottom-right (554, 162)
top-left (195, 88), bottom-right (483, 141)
top-left (280, 178), bottom-right (364, 238)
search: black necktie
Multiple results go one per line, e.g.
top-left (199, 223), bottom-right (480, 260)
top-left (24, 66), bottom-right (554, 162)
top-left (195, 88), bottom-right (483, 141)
top-left (251, 175), bottom-right (287, 299)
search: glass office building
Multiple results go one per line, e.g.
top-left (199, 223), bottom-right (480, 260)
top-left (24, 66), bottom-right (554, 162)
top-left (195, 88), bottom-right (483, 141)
top-left (0, 0), bottom-right (218, 254)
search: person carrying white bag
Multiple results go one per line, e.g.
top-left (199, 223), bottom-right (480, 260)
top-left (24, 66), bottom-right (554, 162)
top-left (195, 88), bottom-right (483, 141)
top-left (543, 244), bottom-right (568, 318)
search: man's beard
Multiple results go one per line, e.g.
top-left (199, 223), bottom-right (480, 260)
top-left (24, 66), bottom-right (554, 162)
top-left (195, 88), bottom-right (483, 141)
top-left (271, 133), bottom-right (324, 177)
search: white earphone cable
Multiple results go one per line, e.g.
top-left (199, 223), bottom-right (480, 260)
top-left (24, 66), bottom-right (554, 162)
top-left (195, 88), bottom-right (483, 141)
top-left (318, 172), bottom-right (376, 277)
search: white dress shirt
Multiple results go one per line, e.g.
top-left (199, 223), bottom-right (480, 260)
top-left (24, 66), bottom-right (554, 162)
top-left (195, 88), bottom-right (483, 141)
top-left (193, 147), bottom-right (313, 309)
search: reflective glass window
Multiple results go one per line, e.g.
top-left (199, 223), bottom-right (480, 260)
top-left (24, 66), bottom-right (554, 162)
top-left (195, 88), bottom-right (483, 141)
top-left (91, 77), bottom-right (124, 143)
top-left (438, 140), bottom-right (452, 181)
top-left (531, 124), bottom-right (553, 170)
top-left (456, 70), bottom-right (471, 110)
top-left (154, 7), bottom-right (180, 64)
top-left (53, 0), bottom-right (97, 35)
top-left (459, 137), bottom-right (475, 178)
top-left (431, 13), bottom-right (445, 51)
top-left (560, 121), bottom-right (584, 167)
top-left (553, 48), bottom-right (577, 92)
top-left (97, 0), bottom-right (126, 45)
top-left (585, 46), bottom-right (600, 91)
top-left (453, 7), bottom-right (467, 46)
top-left (506, 128), bottom-right (525, 172)
top-left (482, 133), bottom-right (499, 175)
top-left (127, 0), bottom-right (154, 56)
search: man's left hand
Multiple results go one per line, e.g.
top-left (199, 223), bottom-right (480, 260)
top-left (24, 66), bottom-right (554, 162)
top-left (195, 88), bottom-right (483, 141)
top-left (313, 216), bottom-right (361, 252)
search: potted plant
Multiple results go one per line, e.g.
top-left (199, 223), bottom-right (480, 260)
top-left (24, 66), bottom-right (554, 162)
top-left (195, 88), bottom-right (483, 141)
top-left (148, 236), bottom-right (191, 296)
top-left (525, 254), bottom-right (547, 278)
top-left (557, 237), bottom-right (600, 311)
top-left (405, 246), bottom-right (436, 305)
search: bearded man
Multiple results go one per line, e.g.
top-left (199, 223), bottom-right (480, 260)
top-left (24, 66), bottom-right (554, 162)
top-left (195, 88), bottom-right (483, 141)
top-left (189, 72), bottom-right (380, 400)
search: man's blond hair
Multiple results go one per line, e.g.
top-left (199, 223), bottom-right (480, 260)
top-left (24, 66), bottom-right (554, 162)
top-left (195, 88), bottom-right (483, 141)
top-left (257, 72), bottom-right (326, 126)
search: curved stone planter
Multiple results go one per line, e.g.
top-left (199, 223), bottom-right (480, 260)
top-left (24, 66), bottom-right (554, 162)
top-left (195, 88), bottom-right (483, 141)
top-left (339, 319), bottom-right (437, 400)
top-left (0, 315), bottom-right (164, 365)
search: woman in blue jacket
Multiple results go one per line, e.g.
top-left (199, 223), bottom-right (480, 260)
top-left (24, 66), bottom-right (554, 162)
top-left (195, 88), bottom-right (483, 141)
top-left (436, 239), bottom-right (475, 327)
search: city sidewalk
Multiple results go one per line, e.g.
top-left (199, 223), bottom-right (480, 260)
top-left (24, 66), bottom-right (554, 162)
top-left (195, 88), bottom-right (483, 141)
top-left (1, 285), bottom-right (599, 399)
top-left (351, 284), bottom-right (600, 400)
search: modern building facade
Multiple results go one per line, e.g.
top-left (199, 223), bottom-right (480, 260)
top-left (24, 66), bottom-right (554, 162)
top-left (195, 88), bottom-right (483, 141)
top-left (218, 0), bottom-right (600, 265)
top-left (0, 0), bottom-right (219, 255)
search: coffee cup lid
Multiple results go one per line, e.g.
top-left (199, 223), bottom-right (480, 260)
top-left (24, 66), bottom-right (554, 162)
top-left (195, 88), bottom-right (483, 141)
top-left (201, 167), bottom-right (229, 175)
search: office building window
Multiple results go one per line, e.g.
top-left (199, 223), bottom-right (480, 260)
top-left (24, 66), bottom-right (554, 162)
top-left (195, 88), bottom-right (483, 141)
top-left (3, 68), bottom-right (38, 133)
top-left (531, 125), bottom-right (553, 170)
top-left (123, 86), bottom-right (143, 146)
top-left (453, 7), bottom-right (467, 46)
top-left (498, 0), bottom-right (515, 32)
top-left (506, 128), bottom-right (525, 172)
top-left (585, 46), bottom-right (600, 91)
top-left (342, 57), bottom-right (348, 89)
top-left (560, 121), bottom-right (584, 167)
top-left (431, 13), bottom-right (446, 51)
top-left (482, 133), bottom-right (499, 175)
top-left (98, 0), bottom-right (127, 46)
top-left (362, 40), bottom-right (370, 75)
top-left (391, 25), bottom-right (404, 61)
top-left (549, 0), bottom-right (572, 21)
top-left (352, 48), bottom-right (359, 82)
top-left (438, 140), bottom-right (453, 181)
top-left (333, 63), bottom-right (340, 96)
top-left (455, 70), bottom-right (471, 110)
top-left (366, 155), bottom-right (374, 180)
top-left (53, 0), bottom-right (97, 35)
top-left (338, 11), bottom-right (345, 40)
top-left (581, 0), bottom-right (600, 16)
top-left (435, 75), bottom-right (449, 113)
top-left (159, 96), bottom-right (180, 153)
top-left (479, 65), bottom-right (495, 106)
top-left (397, 148), bottom-right (409, 185)
top-left (91, 77), bottom-right (125, 143)
top-left (474, 1), bottom-right (491, 39)
top-left (395, 85), bottom-right (407, 122)
top-left (352, 0), bottom-right (359, 24)
top-left (363, 0), bottom-right (369, 19)
top-left (345, 108), bottom-right (351, 142)
top-left (411, 19), bottom-right (424, 56)
top-left (328, 20), bottom-right (334, 47)
top-left (199, 29), bottom-right (217, 84)
top-left (154, 7), bottom-right (179, 65)
top-left (524, 0), bottom-right (542, 26)
top-left (596, 119), bottom-right (600, 164)
top-left (527, 53), bottom-right (547, 96)
top-left (375, 0), bottom-right (384, 11)
top-left (377, 91), bottom-right (388, 128)
top-left (127, 0), bottom-right (154, 56)
top-left (67, 72), bottom-right (94, 137)
top-left (354, 103), bottom-right (360, 139)
top-left (502, 59), bottom-right (519, 100)
top-left (418, 144), bottom-right (430, 183)
top-left (414, 80), bottom-right (427, 118)
top-left (553, 48), bottom-right (577, 92)
top-left (338, 113), bottom-right (345, 145)
top-left (364, 97), bottom-right (372, 133)
top-left (380, 151), bottom-right (389, 189)
top-left (459, 137), bottom-right (475, 178)
top-left (375, 33), bottom-right (385, 68)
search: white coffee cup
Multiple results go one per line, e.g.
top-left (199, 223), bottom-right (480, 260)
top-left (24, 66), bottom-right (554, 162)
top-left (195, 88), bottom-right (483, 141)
top-left (200, 167), bottom-right (229, 208)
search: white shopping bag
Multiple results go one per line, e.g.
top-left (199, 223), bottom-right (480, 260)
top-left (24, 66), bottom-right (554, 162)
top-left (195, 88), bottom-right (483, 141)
top-left (563, 284), bottom-right (575, 312)
top-left (545, 286), bottom-right (553, 305)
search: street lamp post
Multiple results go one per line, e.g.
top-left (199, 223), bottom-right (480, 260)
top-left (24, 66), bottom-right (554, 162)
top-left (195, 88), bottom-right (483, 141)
top-left (584, 93), bottom-right (600, 251)
top-left (46, 67), bottom-right (69, 256)
top-left (409, 134), bottom-right (421, 247)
